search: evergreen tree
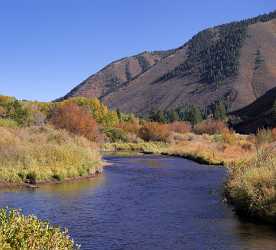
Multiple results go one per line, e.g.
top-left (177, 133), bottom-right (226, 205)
top-left (189, 106), bottom-right (203, 125)
top-left (156, 110), bottom-right (166, 123)
top-left (116, 108), bottom-right (122, 121)
top-left (168, 110), bottom-right (180, 122)
top-left (214, 102), bottom-right (227, 120)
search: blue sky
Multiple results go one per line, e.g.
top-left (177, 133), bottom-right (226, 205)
top-left (1, 0), bottom-right (276, 101)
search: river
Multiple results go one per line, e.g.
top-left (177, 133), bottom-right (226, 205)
top-left (0, 155), bottom-right (275, 250)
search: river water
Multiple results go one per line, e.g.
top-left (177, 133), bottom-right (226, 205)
top-left (0, 155), bottom-right (275, 250)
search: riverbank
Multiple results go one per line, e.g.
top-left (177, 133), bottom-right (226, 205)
top-left (225, 148), bottom-right (276, 225)
top-left (0, 126), bottom-right (103, 186)
top-left (102, 136), bottom-right (276, 226)
top-left (102, 132), bottom-right (256, 166)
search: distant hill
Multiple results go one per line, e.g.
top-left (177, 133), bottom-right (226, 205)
top-left (62, 10), bottom-right (276, 116)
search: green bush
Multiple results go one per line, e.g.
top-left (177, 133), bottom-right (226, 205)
top-left (0, 118), bottom-right (18, 128)
top-left (104, 128), bottom-right (128, 142)
top-left (0, 208), bottom-right (77, 249)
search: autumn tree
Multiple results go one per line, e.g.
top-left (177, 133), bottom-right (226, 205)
top-left (62, 97), bottom-right (119, 128)
top-left (50, 102), bottom-right (102, 142)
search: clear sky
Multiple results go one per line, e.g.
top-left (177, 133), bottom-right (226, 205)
top-left (1, 0), bottom-right (276, 101)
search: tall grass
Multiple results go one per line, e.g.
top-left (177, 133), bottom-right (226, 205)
top-left (0, 126), bottom-right (102, 184)
top-left (226, 148), bottom-right (276, 224)
top-left (0, 208), bottom-right (77, 249)
top-left (102, 142), bottom-right (166, 154)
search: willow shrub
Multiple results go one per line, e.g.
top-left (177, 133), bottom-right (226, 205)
top-left (0, 208), bottom-right (78, 249)
top-left (0, 126), bottom-right (102, 184)
top-left (138, 122), bottom-right (171, 142)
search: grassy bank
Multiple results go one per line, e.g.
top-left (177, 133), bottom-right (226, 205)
top-left (103, 132), bottom-right (256, 166)
top-left (102, 142), bottom-right (167, 154)
top-left (161, 132), bottom-right (256, 166)
top-left (0, 208), bottom-right (77, 249)
top-left (226, 148), bottom-right (276, 224)
top-left (0, 126), bottom-right (103, 185)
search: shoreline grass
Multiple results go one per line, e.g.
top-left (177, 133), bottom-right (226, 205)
top-left (0, 126), bottom-right (103, 185)
top-left (225, 148), bottom-right (276, 225)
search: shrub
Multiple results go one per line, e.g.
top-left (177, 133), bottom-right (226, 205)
top-left (0, 106), bottom-right (5, 117)
top-left (50, 102), bottom-right (102, 142)
top-left (116, 119), bottom-right (141, 135)
top-left (0, 118), bottom-right (18, 128)
top-left (0, 98), bottom-right (31, 126)
top-left (138, 122), bottom-right (170, 142)
top-left (0, 208), bottom-right (77, 249)
top-left (104, 128), bottom-right (128, 142)
top-left (168, 121), bottom-right (191, 134)
top-left (241, 143), bottom-right (253, 151)
top-left (193, 119), bottom-right (227, 135)
top-left (256, 128), bottom-right (274, 145)
top-left (63, 97), bottom-right (119, 128)
top-left (221, 129), bottom-right (237, 145)
top-left (226, 149), bottom-right (276, 223)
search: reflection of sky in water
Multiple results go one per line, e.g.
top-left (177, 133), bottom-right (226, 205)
top-left (0, 155), bottom-right (274, 250)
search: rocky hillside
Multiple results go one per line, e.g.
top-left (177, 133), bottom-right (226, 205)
top-left (62, 11), bottom-right (276, 115)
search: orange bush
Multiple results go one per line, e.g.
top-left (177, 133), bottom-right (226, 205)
top-left (116, 119), bottom-right (141, 135)
top-left (50, 103), bottom-right (102, 142)
top-left (193, 119), bottom-right (227, 135)
top-left (271, 128), bottom-right (276, 141)
top-left (138, 122), bottom-right (170, 142)
top-left (221, 128), bottom-right (236, 145)
top-left (0, 106), bottom-right (5, 117)
top-left (168, 121), bottom-right (191, 134)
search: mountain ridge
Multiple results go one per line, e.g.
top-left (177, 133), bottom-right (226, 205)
top-left (62, 10), bottom-right (276, 116)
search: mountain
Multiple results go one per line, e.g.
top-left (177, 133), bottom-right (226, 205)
top-left (230, 87), bottom-right (276, 133)
top-left (62, 11), bottom-right (276, 115)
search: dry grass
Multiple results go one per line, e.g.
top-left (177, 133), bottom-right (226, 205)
top-left (0, 126), bottom-right (102, 184)
top-left (226, 148), bottom-right (276, 224)
top-left (161, 132), bottom-right (256, 165)
top-left (193, 119), bottom-right (227, 135)
top-left (102, 142), bottom-right (166, 154)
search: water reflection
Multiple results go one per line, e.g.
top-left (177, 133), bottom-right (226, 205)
top-left (0, 174), bottom-right (105, 198)
top-left (38, 175), bottom-right (106, 196)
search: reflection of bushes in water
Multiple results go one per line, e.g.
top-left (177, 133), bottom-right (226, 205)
top-left (39, 174), bottom-right (106, 197)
